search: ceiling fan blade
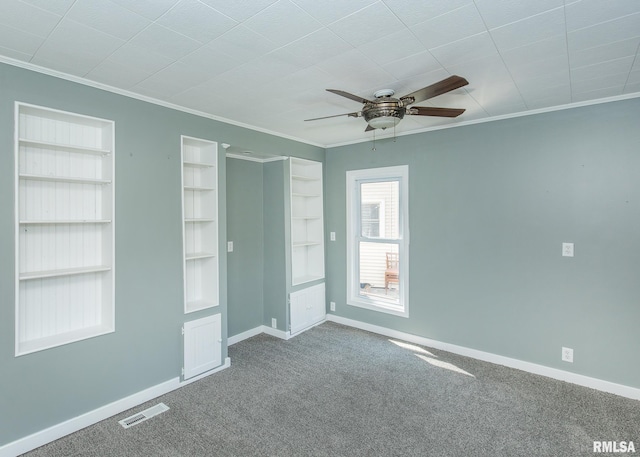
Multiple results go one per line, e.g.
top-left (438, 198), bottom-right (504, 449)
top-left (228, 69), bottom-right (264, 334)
top-left (305, 112), bottom-right (361, 121)
top-left (365, 124), bottom-right (375, 132)
top-left (409, 106), bottom-right (466, 118)
top-left (327, 89), bottom-right (373, 104)
top-left (400, 75), bottom-right (469, 105)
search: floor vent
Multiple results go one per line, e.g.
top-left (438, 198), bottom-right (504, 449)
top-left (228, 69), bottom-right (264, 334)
top-left (118, 403), bottom-right (169, 429)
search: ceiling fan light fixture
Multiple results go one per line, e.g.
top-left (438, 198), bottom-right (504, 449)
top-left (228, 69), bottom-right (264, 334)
top-left (367, 115), bottom-right (401, 130)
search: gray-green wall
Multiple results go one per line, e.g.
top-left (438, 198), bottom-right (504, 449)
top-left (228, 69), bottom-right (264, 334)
top-left (226, 158), bottom-right (264, 336)
top-left (0, 62), bottom-right (322, 446)
top-left (325, 97), bottom-right (640, 389)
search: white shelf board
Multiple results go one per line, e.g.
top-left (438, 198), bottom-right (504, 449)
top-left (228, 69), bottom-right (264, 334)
top-left (292, 192), bottom-right (321, 198)
top-left (20, 265), bottom-right (111, 280)
top-left (292, 216), bottom-right (321, 220)
top-left (292, 274), bottom-right (324, 286)
top-left (17, 324), bottom-right (114, 356)
top-left (183, 160), bottom-right (215, 168)
top-left (293, 241), bottom-right (322, 247)
top-left (20, 219), bottom-right (111, 224)
top-left (185, 299), bottom-right (217, 314)
top-left (19, 137), bottom-right (111, 155)
top-left (184, 185), bottom-right (215, 191)
top-left (185, 252), bottom-right (216, 260)
top-left (291, 174), bottom-right (320, 181)
top-left (184, 218), bottom-right (215, 223)
top-left (19, 173), bottom-right (111, 185)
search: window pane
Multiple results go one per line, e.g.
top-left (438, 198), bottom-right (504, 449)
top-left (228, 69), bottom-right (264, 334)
top-left (358, 241), bottom-right (399, 304)
top-left (360, 180), bottom-right (399, 239)
top-left (361, 202), bottom-right (380, 237)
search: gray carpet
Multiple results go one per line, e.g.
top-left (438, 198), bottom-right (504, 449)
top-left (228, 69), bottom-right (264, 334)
top-left (23, 322), bottom-right (639, 456)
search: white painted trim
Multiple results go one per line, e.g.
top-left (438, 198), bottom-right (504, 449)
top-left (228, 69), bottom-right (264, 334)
top-left (326, 314), bottom-right (640, 401)
top-left (228, 325), bottom-right (291, 345)
top-left (228, 326), bottom-right (264, 345)
top-left (289, 318), bottom-right (326, 338)
top-left (0, 360), bottom-right (231, 457)
top-left (228, 319), bottom-right (328, 345)
top-left (0, 57), bottom-right (325, 149)
top-left (261, 325), bottom-right (291, 340)
top-left (346, 166), bottom-right (409, 318)
top-left (4, 55), bottom-right (638, 151)
top-left (180, 357), bottom-right (231, 386)
top-left (226, 153), bottom-right (288, 163)
top-left (325, 91), bottom-right (640, 148)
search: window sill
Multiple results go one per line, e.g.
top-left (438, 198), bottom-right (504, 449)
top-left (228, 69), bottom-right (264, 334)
top-left (347, 296), bottom-right (408, 318)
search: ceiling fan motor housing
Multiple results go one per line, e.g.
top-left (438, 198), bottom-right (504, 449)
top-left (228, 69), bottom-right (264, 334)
top-left (362, 98), bottom-right (406, 128)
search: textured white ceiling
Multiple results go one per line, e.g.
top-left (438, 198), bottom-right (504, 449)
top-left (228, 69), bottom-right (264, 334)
top-left (1, 0), bottom-right (639, 147)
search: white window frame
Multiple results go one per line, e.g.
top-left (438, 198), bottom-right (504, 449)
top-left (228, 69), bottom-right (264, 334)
top-left (346, 165), bottom-right (409, 317)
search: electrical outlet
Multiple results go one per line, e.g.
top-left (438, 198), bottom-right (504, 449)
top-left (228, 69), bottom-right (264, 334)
top-left (271, 318), bottom-right (277, 329)
top-left (330, 232), bottom-right (336, 241)
top-left (330, 301), bottom-right (336, 312)
top-left (562, 347), bottom-right (574, 363)
top-left (227, 241), bottom-right (233, 252)
top-left (562, 242), bottom-right (574, 257)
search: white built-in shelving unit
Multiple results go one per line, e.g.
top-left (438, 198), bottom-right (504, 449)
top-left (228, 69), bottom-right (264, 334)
top-left (15, 103), bottom-right (115, 356)
top-left (289, 158), bottom-right (324, 286)
top-left (181, 136), bottom-right (218, 314)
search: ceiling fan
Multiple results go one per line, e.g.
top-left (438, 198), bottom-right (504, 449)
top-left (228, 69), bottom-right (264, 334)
top-left (305, 75), bottom-right (469, 131)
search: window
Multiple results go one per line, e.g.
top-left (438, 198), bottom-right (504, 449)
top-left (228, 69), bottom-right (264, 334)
top-left (346, 166), bottom-right (409, 317)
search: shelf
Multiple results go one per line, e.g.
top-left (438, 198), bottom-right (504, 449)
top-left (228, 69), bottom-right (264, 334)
top-left (183, 161), bottom-right (215, 168)
top-left (17, 324), bottom-right (114, 356)
top-left (185, 252), bottom-right (216, 261)
top-left (19, 173), bottom-right (111, 185)
top-left (184, 185), bottom-right (215, 191)
top-left (292, 192), bottom-right (320, 198)
top-left (290, 158), bottom-right (324, 287)
top-left (291, 174), bottom-right (320, 182)
top-left (20, 219), bottom-right (111, 225)
top-left (293, 241), bottom-right (322, 247)
top-left (185, 299), bottom-right (217, 314)
top-left (181, 135), bottom-right (218, 315)
top-left (184, 218), bottom-right (215, 223)
top-left (20, 265), bottom-right (111, 280)
top-left (292, 274), bottom-right (324, 285)
top-left (15, 103), bottom-right (115, 356)
top-left (19, 138), bottom-right (111, 155)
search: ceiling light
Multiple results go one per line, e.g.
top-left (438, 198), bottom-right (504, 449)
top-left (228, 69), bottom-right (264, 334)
top-left (367, 115), bottom-right (401, 130)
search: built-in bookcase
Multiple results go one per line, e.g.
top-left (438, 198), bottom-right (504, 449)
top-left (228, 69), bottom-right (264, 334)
top-left (15, 103), bottom-right (115, 356)
top-left (181, 136), bottom-right (218, 313)
top-left (290, 158), bottom-right (324, 286)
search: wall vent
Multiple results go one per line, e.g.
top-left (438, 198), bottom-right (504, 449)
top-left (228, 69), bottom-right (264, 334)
top-left (118, 403), bottom-right (169, 429)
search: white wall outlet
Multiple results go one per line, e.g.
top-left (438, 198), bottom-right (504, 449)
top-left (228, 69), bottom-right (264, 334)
top-left (562, 347), bottom-right (574, 363)
top-left (271, 318), bottom-right (277, 329)
top-left (330, 232), bottom-right (336, 241)
top-left (227, 241), bottom-right (233, 252)
top-left (562, 242), bottom-right (574, 257)
top-left (330, 301), bottom-right (336, 312)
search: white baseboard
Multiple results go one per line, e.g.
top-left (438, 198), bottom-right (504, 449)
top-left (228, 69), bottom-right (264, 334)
top-left (326, 314), bottom-right (640, 401)
top-left (181, 357), bottom-right (231, 386)
top-left (1, 359), bottom-right (231, 457)
top-left (228, 326), bottom-right (264, 346)
top-left (229, 320), bottom-right (331, 345)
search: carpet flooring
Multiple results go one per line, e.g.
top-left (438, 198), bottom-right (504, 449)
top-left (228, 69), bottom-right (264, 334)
top-left (23, 322), bottom-right (639, 456)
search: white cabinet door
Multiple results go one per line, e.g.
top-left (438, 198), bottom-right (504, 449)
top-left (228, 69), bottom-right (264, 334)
top-left (289, 283), bottom-right (325, 335)
top-left (183, 314), bottom-right (221, 380)
top-left (289, 290), bottom-right (308, 335)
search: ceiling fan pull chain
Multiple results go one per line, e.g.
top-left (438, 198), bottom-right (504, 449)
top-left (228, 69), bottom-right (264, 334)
top-left (372, 130), bottom-right (376, 151)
